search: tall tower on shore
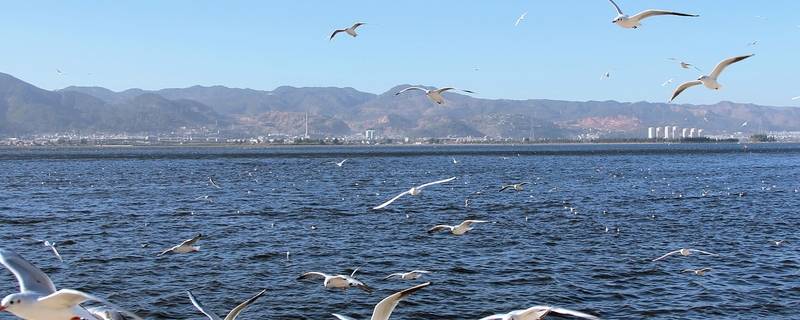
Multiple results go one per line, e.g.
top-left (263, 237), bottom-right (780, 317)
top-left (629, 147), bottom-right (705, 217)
top-left (304, 112), bottom-right (309, 139)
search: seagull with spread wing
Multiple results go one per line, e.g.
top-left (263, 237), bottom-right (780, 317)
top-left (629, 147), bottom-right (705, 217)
top-left (395, 86), bottom-right (475, 105)
top-left (331, 282), bottom-right (430, 320)
top-left (479, 305), bottom-right (599, 320)
top-left (158, 233), bottom-right (202, 256)
top-left (670, 54), bottom-right (754, 102)
top-left (652, 248), bottom-right (717, 262)
top-left (330, 23), bottom-right (366, 40)
top-left (607, 0), bottom-right (698, 29)
top-left (383, 270), bottom-right (431, 281)
top-left (187, 289), bottom-right (267, 320)
top-left (428, 220), bottom-right (488, 236)
top-left (298, 268), bottom-right (373, 293)
top-left (373, 177), bottom-right (456, 210)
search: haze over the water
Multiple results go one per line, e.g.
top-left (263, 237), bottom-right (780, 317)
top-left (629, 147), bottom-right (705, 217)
top-left (0, 0), bottom-right (797, 106)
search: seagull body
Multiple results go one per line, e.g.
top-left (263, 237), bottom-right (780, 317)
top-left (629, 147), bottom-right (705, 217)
top-left (298, 270), bottom-right (373, 293)
top-left (335, 159), bottom-right (348, 167)
top-left (500, 182), bottom-right (528, 192)
top-left (670, 54), bottom-right (754, 102)
top-left (331, 23), bottom-right (366, 40)
top-left (515, 12), bottom-right (528, 26)
top-left (428, 220), bottom-right (488, 236)
top-left (331, 282), bottom-right (429, 320)
top-left (395, 87), bottom-right (474, 105)
top-left (479, 306), bottom-right (599, 320)
top-left (682, 268), bottom-right (712, 276)
top-left (373, 177), bottom-right (456, 210)
top-left (383, 270), bottom-right (431, 280)
top-left (88, 307), bottom-right (128, 320)
top-left (188, 289), bottom-right (266, 320)
top-left (652, 248), bottom-right (717, 262)
top-left (607, 0), bottom-right (698, 29)
top-left (158, 233), bottom-right (202, 256)
top-left (0, 249), bottom-right (142, 320)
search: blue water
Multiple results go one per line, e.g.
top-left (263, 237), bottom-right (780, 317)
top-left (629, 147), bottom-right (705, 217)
top-left (1, 144), bottom-right (798, 320)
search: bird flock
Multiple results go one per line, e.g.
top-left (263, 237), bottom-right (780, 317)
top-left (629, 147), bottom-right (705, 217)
top-left (0, 1), bottom-right (791, 320)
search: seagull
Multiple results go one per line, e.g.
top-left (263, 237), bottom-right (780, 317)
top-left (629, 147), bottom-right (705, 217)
top-left (158, 233), bottom-right (202, 256)
top-left (479, 305), bottom-right (599, 320)
top-left (0, 249), bottom-right (142, 320)
top-left (298, 269), bottom-right (373, 293)
top-left (395, 87), bottom-right (475, 105)
top-left (600, 72), bottom-right (611, 80)
top-left (22, 238), bottom-right (62, 263)
top-left (187, 289), bottom-right (267, 320)
top-left (331, 282), bottom-right (429, 320)
top-left (330, 22), bottom-right (366, 41)
top-left (669, 54), bottom-right (754, 102)
top-left (773, 240), bottom-right (787, 246)
top-left (791, 96), bottom-right (800, 101)
top-left (335, 159), bottom-right (348, 167)
top-left (195, 195), bottom-right (213, 203)
top-left (428, 220), bottom-right (488, 236)
top-left (682, 268), bottom-right (712, 276)
top-left (747, 40), bottom-right (759, 46)
top-left (515, 12), bottom-right (528, 26)
top-left (451, 157), bottom-right (459, 164)
top-left (668, 58), bottom-right (702, 72)
top-left (661, 78), bottom-right (674, 87)
top-left (56, 69), bottom-right (64, 76)
top-left (372, 177), bottom-right (456, 210)
top-left (88, 307), bottom-right (129, 320)
top-left (500, 182), bottom-right (528, 192)
top-left (208, 177), bottom-right (221, 189)
top-left (652, 248), bottom-right (717, 262)
top-left (383, 270), bottom-right (431, 280)
top-left (607, 0), bottom-right (698, 29)
top-left (741, 121), bottom-right (748, 127)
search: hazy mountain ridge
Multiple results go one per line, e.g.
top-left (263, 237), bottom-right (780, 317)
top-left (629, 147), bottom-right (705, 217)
top-left (2, 72), bottom-right (799, 137)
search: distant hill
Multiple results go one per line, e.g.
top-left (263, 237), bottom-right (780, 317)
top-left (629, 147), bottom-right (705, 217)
top-left (3, 72), bottom-right (800, 137)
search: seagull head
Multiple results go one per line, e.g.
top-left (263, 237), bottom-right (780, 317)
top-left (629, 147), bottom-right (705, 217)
top-left (1, 293), bottom-right (34, 313)
top-left (612, 15), bottom-right (626, 23)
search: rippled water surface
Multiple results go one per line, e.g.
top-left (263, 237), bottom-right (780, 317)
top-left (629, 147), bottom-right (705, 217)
top-left (1, 144), bottom-right (799, 320)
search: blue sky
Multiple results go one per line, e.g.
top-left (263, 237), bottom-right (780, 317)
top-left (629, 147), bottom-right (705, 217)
top-left (0, 0), bottom-right (798, 106)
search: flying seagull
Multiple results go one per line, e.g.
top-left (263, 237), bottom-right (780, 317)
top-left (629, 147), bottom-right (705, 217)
top-left (335, 159), bottom-right (348, 167)
top-left (600, 72), bottom-right (611, 80)
top-left (791, 96), bottom-right (800, 101)
top-left (652, 248), bottom-right (717, 262)
top-left (87, 307), bottom-right (129, 320)
top-left (158, 233), bottom-right (202, 256)
top-left (661, 78), bottom-right (674, 87)
top-left (670, 54), bottom-right (754, 102)
top-left (515, 12), bottom-right (528, 26)
top-left (383, 270), bottom-right (431, 280)
top-left (395, 87), bottom-right (475, 105)
top-left (500, 182), bottom-right (528, 192)
top-left (682, 268), bottom-right (712, 276)
top-left (668, 58), bottom-right (702, 72)
top-left (331, 282), bottom-right (430, 320)
top-left (298, 269), bottom-right (373, 293)
top-left (428, 220), bottom-right (488, 236)
top-left (208, 177), bottom-right (221, 189)
top-left (607, 0), bottom-right (698, 29)
top-left (22, 238), bottom-right (63, 263)
top-left (0, 249), bottom-right (142, 320)
top-left (372, 177), bottom-right (456, 210)
top-left (187, 289), bottom-right (267, 320)
top-left (330, 23), bottom-right (366, 41)
top-left (479, 305), bottom-right (599, 320)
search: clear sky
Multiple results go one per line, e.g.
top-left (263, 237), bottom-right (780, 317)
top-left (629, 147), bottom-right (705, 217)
top-left (0, 0), bottom-right (797, 106)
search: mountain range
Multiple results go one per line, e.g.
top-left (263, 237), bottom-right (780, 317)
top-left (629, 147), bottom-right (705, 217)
top-left (1, 72), bottom-right (799, 138)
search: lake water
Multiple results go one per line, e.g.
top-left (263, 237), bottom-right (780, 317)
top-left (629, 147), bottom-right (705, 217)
top-left (0, 144), bottom-right (798, 319)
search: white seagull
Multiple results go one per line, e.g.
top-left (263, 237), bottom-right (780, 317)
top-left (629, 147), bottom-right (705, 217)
top-left (335, 159), bottom-right (348, 167)
top-left (479, 305), bottom-right (599, 320)
top-left (428, 220), bottom-right (488, 236)
top-left (23, 238), bottom-right (63, 263)
top-left (668, 58), bottom-right (702, 72)
top-left (88, 307), bottom-right (129, 320)
top-left (682, 268), bottom-right (712, 276)
top-left (600, 72), bottom-right (611, 80)
top-left (515, 12), bottom-right (528, 26)
top-left (158, 233), bottom-right (202, 256)
top-left (208, 177), bottom-right (221, 189)
top-left (500, 182), bottom-right (528, 192)
top-left (372, 177), bottom-right (456, 210)
top-left (661, 78), bottom-right (674, 87)
top-left (607, 0), bottom-right (698, 29)
top-left (395, 87), bottom-right (475, 105)
top-left (670, 54), bottom-right (754, 102)
top-left (791, 96), bottom-right (800, 101)
top-left (298, 269), bottom-right (373, 293)
top-left (383, 270), bottom-right (431, 280)
top-left (330, 23), bottom-right (366, 41)
top-left (331, 282), bottom-right (430, 320)
top-left (451, 157), bottom-right (459, 164)
top-left (652, 248), bottom-right (717, 262)
top-left (187, 289), bottom-right (267, 320)
top-left (0, 249), bottom-right (142, 320)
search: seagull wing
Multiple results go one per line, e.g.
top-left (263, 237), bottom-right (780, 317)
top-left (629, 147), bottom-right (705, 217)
top-left (48, 244), bottom-right (64, 263)
top-left (437, 87), bottom-right (475, 94)
top-left (427, 225), bottom-right (453, 234)
top-left (372, 190), bottom-right (411, 210)
top-left (224, 289), bottom-right (267, 320)
top-left (463, 220), bottom-right (489, 227)
top-left (652, 250), bottom-right (681, 261)
top-left (699, 268), bottom-right (713, 272)
top-left (181, 233), bottom-right (203, 246)
top-left (709, 54), bottom-right (754, 80)
top-left (298, 272), bottom-right (329, 280)
top-left (383, 273), bottom-right (403, 280)
top-left (410, 270), bottom-right (431, 274)
top-left (416, 177), bottom-right (456, 189)
top-left (350, 266), bottom-right (360, 277)
top-left (630, 10), bottom-right (698, 22)
top-left (370, 282), bottom-right (430, 320)
top-left (478, 314), bottom-right (511, 320)
top-left (689, 249), bottom-right (717, 256)
top-left (330, 29), bottom-right (346, 41)
top-left (499, 185), bottom-right (513, 192)
top-left (607, 0), bottom-right (624, 15)
top-left (548, 307), bottom-right (600, 320)
top-left (669, 80), bottom-right (702, 102)
top-left (0, 249), bottom-right (57, 294)
top-left (38, 289), bottom-right (143, 320)
top-left (332, 314), bottom-right (358, 320)
top-left (157, 245), bottom-right (178, 256)
top-left (352, 22), bottom-right (366, 30)
top-left (187, 291), bottom-right (224, 320)
top-left (395, 87), bottom-right (428, 95)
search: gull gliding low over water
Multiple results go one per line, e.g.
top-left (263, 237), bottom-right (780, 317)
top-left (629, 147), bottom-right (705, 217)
top-left (652, 248), bottom-right (717, 262)
top-left (158, 233), bottom-right (202, 256)
top-left (395, 87), bottom-right (475, 105)
top-left (670, 54), bottom-right (754, 102)
top-left (330, 23), bottom-right (366, 41)
top-left (372, 177), bottom-right (456, 210)
top-left (0, 249), bottom-right (142, 320)
top-left (607, 0), bottom-right (698, 29)
top-left (22, 238), bottom-right (62, 263)
top-left (428, 220), bottom-right (488, 236)
top-left (187, 289), bottom-right (267, 320)
top-left (479, 305), bottom-right (600, 320)
top-left (383, 270), bottom-right (431, 280)
top-left (682, 268), bottom-right (712, 276)
top-left (298, 269), bottom-right (374, 293)
top-left (331, 282), bottom-right (430, 320)
top-left (500, 182), bottom-right (528, 192)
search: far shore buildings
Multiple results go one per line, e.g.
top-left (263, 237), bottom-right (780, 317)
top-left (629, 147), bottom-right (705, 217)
top-left (647, 126), bottom-right (703, 139)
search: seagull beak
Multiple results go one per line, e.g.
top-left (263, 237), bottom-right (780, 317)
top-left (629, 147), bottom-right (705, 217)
top-left (0, 306), bottom-right (6, 312)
